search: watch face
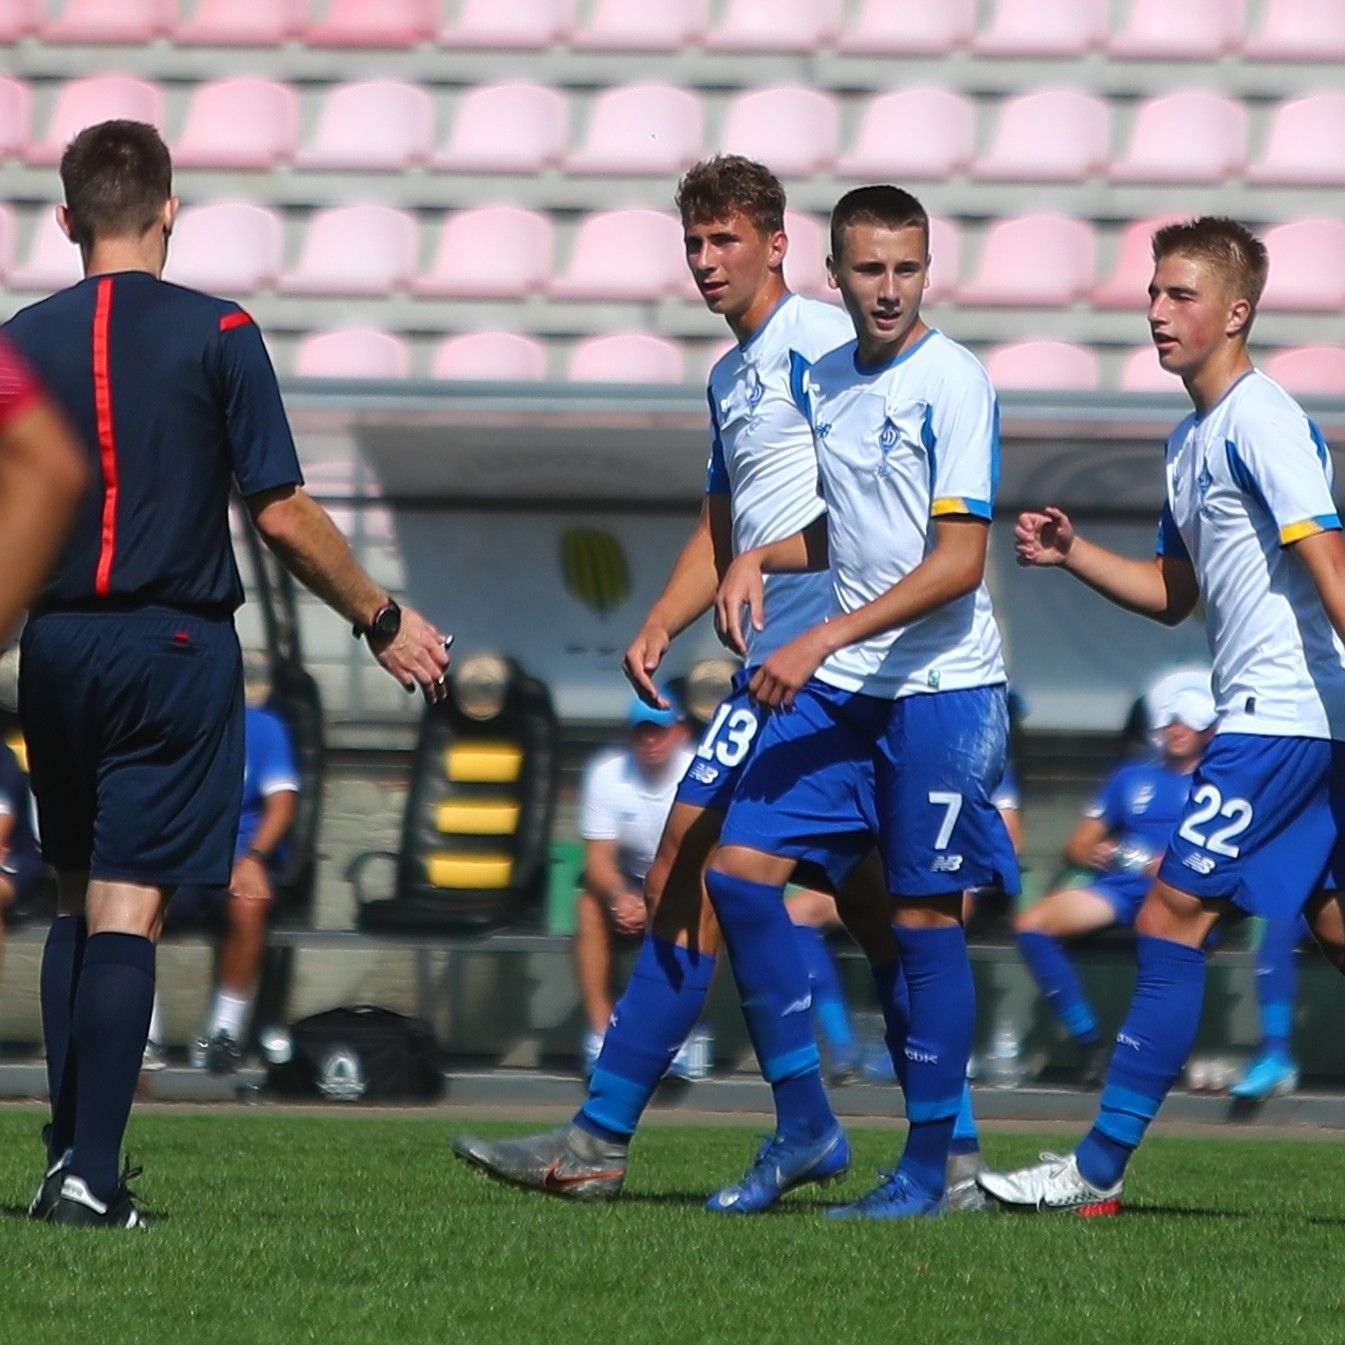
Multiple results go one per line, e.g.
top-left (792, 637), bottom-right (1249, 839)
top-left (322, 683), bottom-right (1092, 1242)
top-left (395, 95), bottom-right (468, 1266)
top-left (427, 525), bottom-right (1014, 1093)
top-left (374, 602), bottom-right (401, 637)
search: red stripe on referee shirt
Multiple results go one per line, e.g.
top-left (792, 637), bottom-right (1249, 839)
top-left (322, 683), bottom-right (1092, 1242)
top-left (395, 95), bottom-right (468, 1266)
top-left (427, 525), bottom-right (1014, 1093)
top-left (92, 276), bottom-right (118, 597)
top-left (219, 310), bottom-right (253, 332)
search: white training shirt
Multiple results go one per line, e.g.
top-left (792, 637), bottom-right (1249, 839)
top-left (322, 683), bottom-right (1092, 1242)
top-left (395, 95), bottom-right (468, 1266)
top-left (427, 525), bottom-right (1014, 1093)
top-left (793, 327), bottom-right (1007, 700)
top-left (579, 745), bottom-right (696, 888)
top-left (706, 293), bottom-right (853, 666)
top-left (1158, 368), bottom-right (1345, 740)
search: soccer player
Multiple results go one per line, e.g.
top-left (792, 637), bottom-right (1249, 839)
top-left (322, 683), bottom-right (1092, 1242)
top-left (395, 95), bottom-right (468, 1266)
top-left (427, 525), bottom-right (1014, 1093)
top-left (9, 120), bottom-right (450, 1228)
top-left (454, 160), bottom-right (989, 1208)
top-left (980, 216), bottom-right (1345, 1215)
top-left (1229, 914), bottom-right (1308, 1099)
top-left (704, 184), bottom-right (1017, 1217)
top-left (1015, 670), bottom-right (1215, 1085)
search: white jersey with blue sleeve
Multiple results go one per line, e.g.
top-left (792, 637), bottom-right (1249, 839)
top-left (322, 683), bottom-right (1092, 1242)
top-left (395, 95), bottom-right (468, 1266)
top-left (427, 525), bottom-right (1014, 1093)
top-left (1159, 370), bottom-right (1345, 740)
top-left (706, 294), bottom-right (852, 666)
top-left (795, 328), bottom-right (1007, 700)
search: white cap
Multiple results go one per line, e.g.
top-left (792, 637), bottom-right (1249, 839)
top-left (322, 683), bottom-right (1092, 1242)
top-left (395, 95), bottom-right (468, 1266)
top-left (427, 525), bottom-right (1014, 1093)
top-left (1145, 667), bottom-right (1216, 733)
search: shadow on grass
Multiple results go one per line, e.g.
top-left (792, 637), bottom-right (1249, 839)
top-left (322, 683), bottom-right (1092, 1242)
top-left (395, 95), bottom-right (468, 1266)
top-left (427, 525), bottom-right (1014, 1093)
top-left (619, 1192), bottom-right (841, 1214)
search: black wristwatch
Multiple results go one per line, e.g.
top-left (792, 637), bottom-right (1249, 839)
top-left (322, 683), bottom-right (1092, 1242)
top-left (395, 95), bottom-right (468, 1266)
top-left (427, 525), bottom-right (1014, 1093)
top-left (353, 598), bottom-right (401, 642)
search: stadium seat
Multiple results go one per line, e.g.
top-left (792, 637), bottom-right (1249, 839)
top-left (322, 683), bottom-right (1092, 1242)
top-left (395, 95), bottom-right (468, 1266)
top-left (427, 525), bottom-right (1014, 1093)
top-left (1119, 346), bottom-right (1176, 392)
top-left (0, 77), bottom-right (31, 162)
top-left (432, 82), bottom-right (568, 174)
top-left (440, 0), bottom-right (574, 49)
top-left (0, 0), bottom-right (40, 42)
top-left (1244, 0), bottom-right (1345, 60)
top-left (296, 80), bottom-right (433, 171)
top-left (26, 75), bottom-right (165, 165)
top-left (431, 331), bottom-right (549, 381)
top-left (927, 216), bottom-right (961, 303)
top-left (304, 0), bottom-right (434, 47)
top-left (986, 340), bottom-right (1099, 392)
top-left (42, 0), bottom-right (172, 43)
top-left (718, 87), bottom-right (840, 178)
top-left (175, 0), bottom-right (303, 45)
top-left (958, 215), bottom-right (1096, 308)
top-left (1111, 92), bottom-right (1246, 184)
top-left (174, 78), bottom-right (298, 170)
top-left (281, 205), bottom-right (421, 297)
top-left (568, 333), bottom-right (685, 384)
top-left (549, 209), bottom-right (690, 301)
top-left (1261, 219), bottom-right (1345, 313)
top-left (837, 87), bottom-right (974, 180)
top-left (8, 208), bottom-right (81, 291)
top-left (1110, 0), bottom-right (1243, 58)
top-left (973, 89), bottom-right (1110, 182)
top-left (1093, 215), bottom-right (1186, 309)
top-left (706, 0), bottom-right (841, 51)
top-left (294, 329), bottom-right (411, 380)
top-left (1247, 95), bottom-right (1345, 186)
top-left (838, 0), bottom-right (973, 55)
top-left (1263, 346), bottom-right (1345, 396)
top-left (162, 201), bottom-right (283, 295)
top-left (782, 210), bottom-right (832, 301)
top-left (570, 0), bottom-right (708, 50)
top-left (413, 206), bottom-right (553, 298)
top-left (566, 84), bottom-right (702, 175)
top-left (972, 0), bottom-right (1108, 56)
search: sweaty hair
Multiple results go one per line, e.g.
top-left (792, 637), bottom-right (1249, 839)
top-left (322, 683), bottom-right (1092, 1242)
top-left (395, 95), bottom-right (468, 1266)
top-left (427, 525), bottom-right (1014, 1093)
top-left (674, 155), bottom-right (785, 235)
top-left (1151, 216), bottom-right (1269, 318)
top-left (59, 120), bottom-right (172, 248)
top-left (829, 185), bottom-right (929, 260)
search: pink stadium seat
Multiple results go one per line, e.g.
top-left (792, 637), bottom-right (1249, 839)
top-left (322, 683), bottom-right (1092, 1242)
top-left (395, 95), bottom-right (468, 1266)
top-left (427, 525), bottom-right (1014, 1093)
top-left (1111, 92), bottom-right (1246, 184)
top-left (706, 0), bottom-right (841, 52)
top-left (837, 88), bottom-right (974, 180)
top-left (550, 209), bottom-right (691, 301)
top-left (1247, 95), bottom-right (1345, 187)
top-left (281, 205), bottom-right (421, 297)
top-left (986, 340), bottom-right (1099, 392)
top-left (1093, 215), bottom-right (1186, 310)
top-left (1120, 347), bottom-right (1178, 393)
top-left (174, 78), bottom-right (298, 170)
top-left (958, 215), bottom-right (1096, 308)
top-left (1264, 347), bottom-right (1345, 396)
top-left (413, 206), bottom-right (553, 298)
top-left (8, 208), bottom-right (82, 291)
top-left (1245, 0), bottom-right (1345, 60)
top-left (571, 0), bottom-right (708, 51)
top-left (42, 0), bottom-right (173, 43)
top-left (783, 210), bottom-right (832, 301)
top-left (294, 329), bottom-right (411, 380)
top-left (175, 0), bottom-right (303, 45)
top-left (441, 0), bottom-right (574, 49)
top-left (838, 0), bottom-right (973, 55)
top-left (0, 77), bottom-right (32, 162)
top-left (432, 82), bottom-right (568, 174)
top-left (27, 75), bottom-right (165, 166)
top-left (304, 0), bottom-right (434, 47)
top-left (972, 0), bottom-right (1108, 56)
top-left (926, 216), bottom-right (961, 303)
top-left (297, 81), bottom-right (433, 171)
top-left (718, 87), bottom-right (840, 178)
top-left (0, 0), bottom-right (41, 43)
top-left (1110, 0), bottom-right (1243, 58)
top-left (973, 89), bottom-right (1110, 182)
top-left (568, 333), bottom-right (685, 384)
top-left (1261, 219), bottom-right (1345, 313)
top-left (162, 201), bottom-right (283, 295)
top-left (431, 331), bottom-right (548, 381)
top-left (566, 84), bottom-right (702, 175)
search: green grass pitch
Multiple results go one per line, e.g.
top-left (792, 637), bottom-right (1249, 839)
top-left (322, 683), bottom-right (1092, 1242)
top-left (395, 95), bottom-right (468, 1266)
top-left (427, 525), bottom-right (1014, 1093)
top-left (2, 1106), bottom-right (1344, 1345)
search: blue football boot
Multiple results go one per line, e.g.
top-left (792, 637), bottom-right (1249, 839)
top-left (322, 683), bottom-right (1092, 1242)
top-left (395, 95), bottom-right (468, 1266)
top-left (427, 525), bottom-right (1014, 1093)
top-left (705, 1124), bottom-right (851, 1213)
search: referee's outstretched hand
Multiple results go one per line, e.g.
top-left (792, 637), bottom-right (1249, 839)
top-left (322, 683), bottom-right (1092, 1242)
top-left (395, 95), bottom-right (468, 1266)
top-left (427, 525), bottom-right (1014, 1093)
top-left (371, 605), bottom-right (452, 704)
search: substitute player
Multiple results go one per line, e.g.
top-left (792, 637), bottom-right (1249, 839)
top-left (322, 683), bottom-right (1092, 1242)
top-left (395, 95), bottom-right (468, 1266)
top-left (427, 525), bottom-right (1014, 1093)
top-left (981, 217), bottom-right (1345, 1215)
top-left (10, 120), bottom-right (449, 1228)
top-left (705, 184), bottom-right (1018, 1217)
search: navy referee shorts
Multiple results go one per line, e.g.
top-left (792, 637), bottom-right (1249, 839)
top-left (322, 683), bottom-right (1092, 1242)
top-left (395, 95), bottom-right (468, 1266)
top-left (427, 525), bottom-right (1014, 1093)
top-left (19, 605), bottom-right (244, 887)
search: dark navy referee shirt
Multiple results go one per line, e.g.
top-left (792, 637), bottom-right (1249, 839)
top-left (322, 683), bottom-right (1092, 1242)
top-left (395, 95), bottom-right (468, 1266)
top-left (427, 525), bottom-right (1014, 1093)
top-left (4, 271), bottom-right (303, 614)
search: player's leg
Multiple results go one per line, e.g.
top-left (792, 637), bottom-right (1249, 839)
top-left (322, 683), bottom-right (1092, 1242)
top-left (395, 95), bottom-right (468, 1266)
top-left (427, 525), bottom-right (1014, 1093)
top-left (199, 888), bottom-right (269, 1073)
top-left (786, 887), bottom-right (861, 1081)
top-left (573, 888), bottom-right (616, 1073)
top-left (1230, 913), bottom-right (1305, 1098)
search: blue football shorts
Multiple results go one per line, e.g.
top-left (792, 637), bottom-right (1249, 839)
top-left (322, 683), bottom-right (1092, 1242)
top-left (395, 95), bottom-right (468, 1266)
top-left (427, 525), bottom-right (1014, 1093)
top-left (675, 669), bottom-right (767, 813)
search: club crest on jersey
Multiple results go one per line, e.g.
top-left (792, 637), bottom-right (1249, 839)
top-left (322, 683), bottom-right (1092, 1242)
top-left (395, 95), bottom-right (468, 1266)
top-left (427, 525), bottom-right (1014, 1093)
top-left (1197, 463), bottom-right (1214, 518)
top-left (876, 417), bottom-right (901, 477)
top-left (745, 364), bottom-right (765, 409)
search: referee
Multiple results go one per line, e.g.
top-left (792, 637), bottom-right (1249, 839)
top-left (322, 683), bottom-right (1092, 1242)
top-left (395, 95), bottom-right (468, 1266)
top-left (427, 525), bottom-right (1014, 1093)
top-left (5, 120), bottom-right (451, 1228)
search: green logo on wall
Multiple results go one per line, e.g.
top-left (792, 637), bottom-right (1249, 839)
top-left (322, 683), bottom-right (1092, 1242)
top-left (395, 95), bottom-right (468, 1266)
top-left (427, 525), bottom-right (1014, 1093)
top-left (560, 529), bottom-right (631, 617)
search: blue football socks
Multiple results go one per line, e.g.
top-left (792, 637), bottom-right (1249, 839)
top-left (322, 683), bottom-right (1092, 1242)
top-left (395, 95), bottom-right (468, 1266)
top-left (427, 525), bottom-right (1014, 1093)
top-left (1076, 935), bottom-right (1206, 1191)
top-left (795, 923), bottom-right (857, 1061)
top-left (39, 915), bottom-right (86, 1163)
top-left (950, 1081), bottom-right (981, 1156)
top-left (67, 932), bottom-right (156, 1202)
top-left (1255, 918), bottom-right (1300, 1060)
top-left (577, 935), bottom-right (715, 1144)
top-left (1017, 929), bottom-right (1100, 1045)
top-left (705, 868), bottom-right (834, 1143)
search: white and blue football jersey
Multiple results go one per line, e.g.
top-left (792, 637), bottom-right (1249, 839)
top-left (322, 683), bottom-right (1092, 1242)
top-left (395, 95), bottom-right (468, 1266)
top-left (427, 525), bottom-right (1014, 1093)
top-left (793, 328), bottom-right (1007, 700)
top-left (706, 294), bottom-right (852, 666)
top-left (1158, 369), bottom-right (1345, 740)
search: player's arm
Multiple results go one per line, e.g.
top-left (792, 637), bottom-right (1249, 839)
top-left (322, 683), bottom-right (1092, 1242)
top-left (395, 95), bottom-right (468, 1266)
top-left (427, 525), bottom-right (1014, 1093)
top-left (583, 838), bottom-right (645, 934)
top-left (1287, 528), bottom-right (1345, 643)
top-left (230, 788), bottom-right (296, 903)
top-left (1064, 814), bottom-right (1115, 872)
top-left (713, 515), bottom-right (829, 656)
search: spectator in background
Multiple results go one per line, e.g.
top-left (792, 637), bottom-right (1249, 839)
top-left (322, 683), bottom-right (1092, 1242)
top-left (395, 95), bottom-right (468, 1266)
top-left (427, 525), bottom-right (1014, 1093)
top-left (0, 736), bottom-right (48, 991)
top-left (576, 692), bottom-right (693, 1074)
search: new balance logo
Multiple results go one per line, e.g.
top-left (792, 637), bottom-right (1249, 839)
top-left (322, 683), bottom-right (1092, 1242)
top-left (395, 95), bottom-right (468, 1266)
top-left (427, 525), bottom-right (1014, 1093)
top-left (931, 854), bottom-right (964, 873)
top-left (688, 762), bottom-right (720, 784)
top-left (1183, 853), bottom-right (1216, 875)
